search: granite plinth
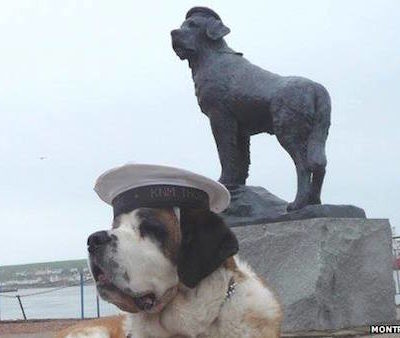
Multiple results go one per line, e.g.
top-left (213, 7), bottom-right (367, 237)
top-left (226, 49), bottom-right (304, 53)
top-left (233, 218), bottom-right (396, 331)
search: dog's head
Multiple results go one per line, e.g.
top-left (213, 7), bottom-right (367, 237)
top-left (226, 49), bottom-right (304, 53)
top-left (87, 207), bottom-right (238, 314)
top-left (171, 7), bottom-right (230, 60)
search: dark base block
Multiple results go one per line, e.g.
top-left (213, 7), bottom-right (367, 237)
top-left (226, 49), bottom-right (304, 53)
top-left (221, 185), bottom-right (366, 227)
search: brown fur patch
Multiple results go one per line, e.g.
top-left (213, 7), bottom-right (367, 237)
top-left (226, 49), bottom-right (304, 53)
top-left (154, 208), bottom-right (182, 263)
top-left (244, 311), bottom-right (281, 338)
top-left (223, 256), bottom-right (246, 282)
top-left (226, 258), bottom-right (282, 337)
top-left (56, 315), bottom-right (126, 338)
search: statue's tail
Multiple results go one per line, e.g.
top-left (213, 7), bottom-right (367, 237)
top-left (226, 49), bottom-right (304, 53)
top-left (306, 84), bottom-right (331, 172)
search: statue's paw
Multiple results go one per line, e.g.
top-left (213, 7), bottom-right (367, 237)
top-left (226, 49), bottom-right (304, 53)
top-left (308, 196), bottom-right (321, 205)
top-left (287, 200), bottom-right (307, 212)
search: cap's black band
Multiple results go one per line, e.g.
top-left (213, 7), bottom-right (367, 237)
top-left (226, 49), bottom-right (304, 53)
top-left (112, 184), bottom-right (210, 218)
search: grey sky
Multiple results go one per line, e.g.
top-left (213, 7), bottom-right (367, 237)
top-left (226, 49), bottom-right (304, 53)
top-left (0, 0), bottom-right (399, 266)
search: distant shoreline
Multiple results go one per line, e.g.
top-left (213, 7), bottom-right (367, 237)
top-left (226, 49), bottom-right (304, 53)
top-left (0, 259), bottom-right (92, 290)
top-left (1, 279), bottom-right (95, 290)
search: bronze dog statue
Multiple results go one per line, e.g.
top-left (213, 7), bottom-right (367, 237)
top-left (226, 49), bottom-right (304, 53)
top-left (171, 7), bottom-right (331, 211)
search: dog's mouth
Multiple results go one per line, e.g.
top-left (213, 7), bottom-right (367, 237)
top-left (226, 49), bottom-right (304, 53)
top-left (91, 262), bottom-right (176, 313)
top-left (172, 41), bottom-right (196, 60)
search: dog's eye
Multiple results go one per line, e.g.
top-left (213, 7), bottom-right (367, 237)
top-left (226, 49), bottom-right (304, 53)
top-left (139, 219), bottom-right (168, 245)
top-left (188, 21), bottom-right (199, 28)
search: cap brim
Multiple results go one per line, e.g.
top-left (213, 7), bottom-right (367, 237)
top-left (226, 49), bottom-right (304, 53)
top-left (94, 163), bottom-right (230, 213)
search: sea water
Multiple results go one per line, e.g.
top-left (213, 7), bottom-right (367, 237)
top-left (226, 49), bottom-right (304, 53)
top-left (0, 284), bottom-right (118, 320)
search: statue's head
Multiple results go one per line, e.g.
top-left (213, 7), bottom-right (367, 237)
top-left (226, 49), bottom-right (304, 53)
top-left (171, 7), bottom-right (230, 60)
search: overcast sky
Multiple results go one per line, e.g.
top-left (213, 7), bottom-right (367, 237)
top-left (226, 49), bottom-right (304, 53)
top-left (0, 0), bottom-right (399, 266)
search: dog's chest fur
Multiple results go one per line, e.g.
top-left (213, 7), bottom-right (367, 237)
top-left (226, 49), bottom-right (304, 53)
top-left (191, 55), bottom-right (245, 112)
top-left (190, 54), bottom-right (278, 135)
top-left (125, 258), bottom-right (281, 338)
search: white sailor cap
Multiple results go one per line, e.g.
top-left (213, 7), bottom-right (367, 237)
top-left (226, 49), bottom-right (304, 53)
top-left (94, 164), bottom-right (231, 218)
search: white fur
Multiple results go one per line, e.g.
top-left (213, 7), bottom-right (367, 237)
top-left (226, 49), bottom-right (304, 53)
top-left (173, 207), bottom-right (180, 223)
top-left (124, 256), bottom-right (282, 338)
top-left (65, 326), bottom-right (110, 338)
top-left (73, 209), bottom-right (282, 338)
top-left (108, 212), bottom-right (178, 299)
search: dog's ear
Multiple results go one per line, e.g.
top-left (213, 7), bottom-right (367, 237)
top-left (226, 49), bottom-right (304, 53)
top-left (206, 18), bottom-right (230, 40)
top-left (177, 209), bottom-right (238, 288)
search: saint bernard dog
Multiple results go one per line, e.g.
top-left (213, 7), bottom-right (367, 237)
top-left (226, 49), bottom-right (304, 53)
top-left (57, 207), bottom-right (282, 337)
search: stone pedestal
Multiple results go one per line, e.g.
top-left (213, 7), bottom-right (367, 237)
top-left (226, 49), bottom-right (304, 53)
top-left (221, 185), bottom-right (366, 226)
top-left (232, 218), bottom-right (396, 332)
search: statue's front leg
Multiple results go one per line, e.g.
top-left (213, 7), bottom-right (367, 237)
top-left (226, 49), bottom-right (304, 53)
top-left (287, 163), bottom-right (311, 211)
top-left (210, 115), bottom-right (250, 185)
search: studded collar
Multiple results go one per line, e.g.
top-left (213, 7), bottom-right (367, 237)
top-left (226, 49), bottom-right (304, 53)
top-left (224, 277), bottom-right (237, 303)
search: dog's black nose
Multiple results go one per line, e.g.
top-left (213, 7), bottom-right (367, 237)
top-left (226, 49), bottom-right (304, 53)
top-left (87, 231), bottom-right (111, 250)
top-left (171, 29), bottom-right (180, 37)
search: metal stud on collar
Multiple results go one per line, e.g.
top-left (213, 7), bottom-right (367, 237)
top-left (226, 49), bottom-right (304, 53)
top-left (225, 278), bottom-right (237, 302)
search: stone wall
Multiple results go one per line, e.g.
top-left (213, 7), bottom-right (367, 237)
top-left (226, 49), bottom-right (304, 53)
top-left (233, 218), bottom-right (396, 331)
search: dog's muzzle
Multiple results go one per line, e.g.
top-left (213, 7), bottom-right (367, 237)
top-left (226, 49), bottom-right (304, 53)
top-left (171, 29), bottom-right (195, 60)
top-left (133, 292), bottom-right (156, 311)
top-left (87, 231), bottom-right (178, 314)
top-left (170, 29), bottom-right (183, 42)
top-left (87, 230), bottom-right (111, 254)
top-left (90, 258), bottom-right (175, 313)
